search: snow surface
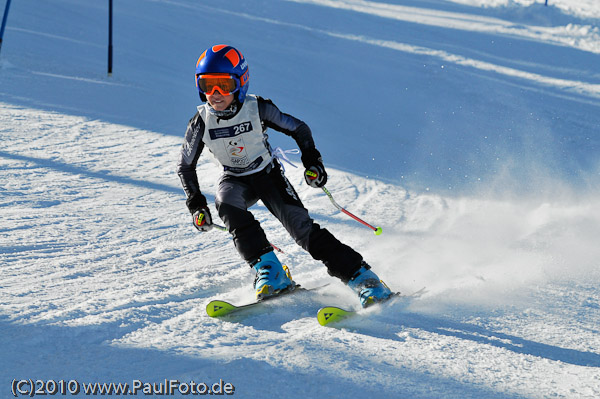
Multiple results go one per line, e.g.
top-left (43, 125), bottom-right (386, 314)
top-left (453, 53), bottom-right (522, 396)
top-left (1, 0), bottom-right (599, 398)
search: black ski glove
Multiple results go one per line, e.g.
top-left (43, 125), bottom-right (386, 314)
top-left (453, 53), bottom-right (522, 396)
top-left (302, 148), bottom-right (327, 188)
top-left (186, 192), bottom-right (213, 232)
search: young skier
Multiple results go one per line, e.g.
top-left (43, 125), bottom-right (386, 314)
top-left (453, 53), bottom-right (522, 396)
top-left (177, 44), bottom-right (394, 307)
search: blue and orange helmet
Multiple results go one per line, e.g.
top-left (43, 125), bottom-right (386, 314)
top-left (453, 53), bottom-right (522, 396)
top-left (195, 44), bottom-right (249, 104)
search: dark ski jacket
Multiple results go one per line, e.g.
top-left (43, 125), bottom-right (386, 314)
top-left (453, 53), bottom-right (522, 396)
top-left (176, 96), bottom-right (319, 209)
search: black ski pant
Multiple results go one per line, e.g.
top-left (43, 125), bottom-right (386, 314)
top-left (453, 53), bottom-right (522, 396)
top-left (215, 162), bottom-right (363, 283)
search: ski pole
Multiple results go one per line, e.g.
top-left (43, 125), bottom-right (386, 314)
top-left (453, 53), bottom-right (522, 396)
top-left (213, 223), bottom-right (228, 232)
top-left (320, 186), bottom-right (383, 236)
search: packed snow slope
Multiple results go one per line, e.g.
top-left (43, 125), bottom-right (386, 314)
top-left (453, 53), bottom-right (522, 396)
top-left (1, 0), bottom-right (599, 398)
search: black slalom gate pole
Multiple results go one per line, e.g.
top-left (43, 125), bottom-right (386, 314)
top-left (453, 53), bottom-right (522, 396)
top-left (0, 0), bottom-right (13, 58)
top-left (108, 0), bottom-right (113, 75)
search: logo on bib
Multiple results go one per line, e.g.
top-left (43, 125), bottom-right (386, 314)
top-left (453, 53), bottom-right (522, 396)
top-left (226, 138), bottom-right (249, 166)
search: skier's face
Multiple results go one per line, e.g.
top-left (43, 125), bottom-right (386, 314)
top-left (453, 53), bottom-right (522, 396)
top-left (206, 91), bottom-right (234, 111)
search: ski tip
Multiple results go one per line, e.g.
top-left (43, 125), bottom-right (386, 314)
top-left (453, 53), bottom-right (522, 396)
top-left (206, 300), bottom-right (237, 317)
top-left (317, 306), bottom-right (355, 326)
top-left (408, 286), bottom-right (428, 298)
top-left (394, 287), bottom-right (427, 300)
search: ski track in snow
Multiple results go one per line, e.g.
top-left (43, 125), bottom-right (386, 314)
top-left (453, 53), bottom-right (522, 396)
top-left (1, 0), bottom-right (600, 398)
top-left (286, 0), bottom-right (600, 55)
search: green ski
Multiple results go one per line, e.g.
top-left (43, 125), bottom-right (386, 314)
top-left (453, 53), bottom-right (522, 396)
top-left (206, 299), bottom-right (262, 317)
top-left (317, 306), bottom-right (356, 326)
top-left (317, 287), bottom-right (427, 326)
top-left (206, 284), bottom-right (328, 318)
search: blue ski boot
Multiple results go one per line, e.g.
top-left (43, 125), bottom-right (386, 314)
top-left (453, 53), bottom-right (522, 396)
top-left (347, 263), bottom-right (394, 308)
top-left (251, 251), bottom-right (295, 300)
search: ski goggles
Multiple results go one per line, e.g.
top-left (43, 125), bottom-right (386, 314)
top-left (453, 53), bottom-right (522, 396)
top-left (196, 73), bottom-right (240, 96)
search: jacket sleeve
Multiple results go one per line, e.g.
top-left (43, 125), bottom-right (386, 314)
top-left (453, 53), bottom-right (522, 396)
top-left (257, 96), bottom-right (316, 153)
top-left (176, 112), bottom-right (205, 209)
